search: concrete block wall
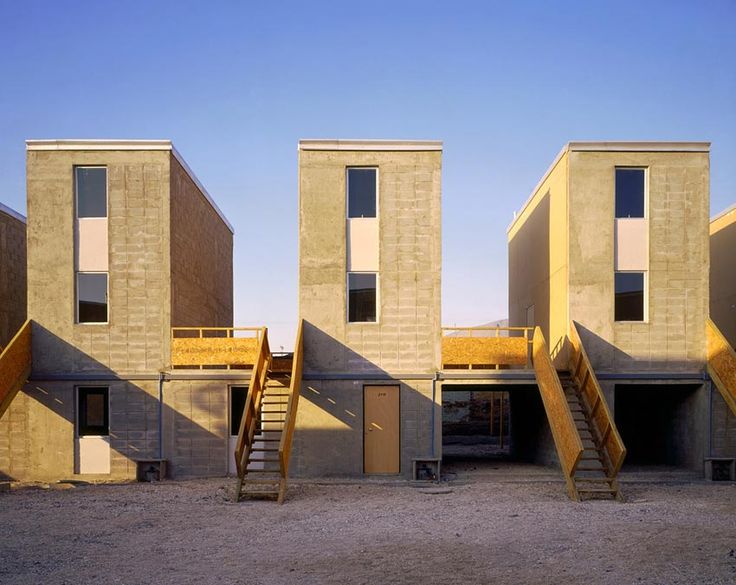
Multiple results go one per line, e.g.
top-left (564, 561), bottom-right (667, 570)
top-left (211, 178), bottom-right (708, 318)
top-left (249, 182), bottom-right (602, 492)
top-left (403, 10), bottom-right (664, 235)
top-left (299, 147), bottom-right (442, 375)
top-left (291, 379), bottom-right (437, 478)
top-left (169, 155), bottom-right (233, 331)
top-left (0, 207), bottom-right (26, 348)
top-left (567, 149), bottom-right (710, 372)
top-left (27, 149), bottom-right (171, 375)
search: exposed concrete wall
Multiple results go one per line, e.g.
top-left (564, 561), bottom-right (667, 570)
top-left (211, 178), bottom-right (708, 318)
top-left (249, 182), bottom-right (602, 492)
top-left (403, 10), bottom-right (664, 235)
top-left (298, 149), bottom-right (442, 375)
top-left (710, 206), bottom-right (736, 347)
top-left (0, 208), bottom-right (26, 347)
top-left (568, 151), bottom-right (710, 372)
top-left (508, 151), bottom-right (569, 362)
top-left (0, 377), bottom-right (241, 481)
top-left (290, 379), bottom-right (436, 478)
top-left (0, 380), bottom-right (161, 481)
top-left (169, 155), bottom-right (233, 331)
top-left (26, 150), bottom-right (172, 375)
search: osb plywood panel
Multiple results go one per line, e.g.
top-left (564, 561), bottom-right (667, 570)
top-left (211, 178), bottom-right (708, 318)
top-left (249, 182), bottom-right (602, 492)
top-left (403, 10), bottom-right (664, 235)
top-left (442, 337), bottom-right (528, 366)
top-left (171, 337), bottom-right (258, 367)
top-left (532, 329), bottom-right (582, 478)
top-left (707, 320), bottom-right (736, 415)
top-left (0, 320), bottom-right (31, 415)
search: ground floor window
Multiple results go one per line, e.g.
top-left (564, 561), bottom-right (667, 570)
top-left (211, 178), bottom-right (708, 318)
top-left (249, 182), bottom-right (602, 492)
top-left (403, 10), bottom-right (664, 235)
top-left (77, 387), bottom-right (109, 436)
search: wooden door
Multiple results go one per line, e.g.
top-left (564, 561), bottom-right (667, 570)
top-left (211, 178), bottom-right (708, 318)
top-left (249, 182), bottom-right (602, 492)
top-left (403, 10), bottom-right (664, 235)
top-left (364, 385), bottom-right (400, 474)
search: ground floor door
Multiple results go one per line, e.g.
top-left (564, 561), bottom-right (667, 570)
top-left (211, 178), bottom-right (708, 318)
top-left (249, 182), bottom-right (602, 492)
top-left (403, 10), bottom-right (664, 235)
top-left (229, 386), bottom-right (248, 475)
top-left (364, 385), bottom-right (400, 474)
top-left (76, 387), bottom-right (110, 474)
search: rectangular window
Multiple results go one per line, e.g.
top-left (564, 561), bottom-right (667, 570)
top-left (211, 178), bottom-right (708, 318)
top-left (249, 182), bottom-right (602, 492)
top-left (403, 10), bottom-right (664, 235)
top-left (347, 168), bottom-right (377, 218)
top-left (76, 167), bottom-right (108, 218)
top-left (615, 272), bottom-right (645, 321)
top-left (78, 387), bottom-right (109, 436)
top-left (615, 168), bottom-right (645, 218)
top-left (348, 272), bottom-right (377, 322)
top-left (77, 273), bottom-right (108, 323)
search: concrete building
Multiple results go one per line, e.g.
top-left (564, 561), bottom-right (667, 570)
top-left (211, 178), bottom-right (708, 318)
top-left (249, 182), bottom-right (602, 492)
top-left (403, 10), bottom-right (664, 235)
top-left (0, 139), bottom-right (242, 482)
top-left (508, 141), bottom-right (736, 476)
top-left (294, 139), bottom-right (442, 478)
top-left (710, 204), bottom-right (736, 347)
top-left (0, 203), bottom-right (27, 348)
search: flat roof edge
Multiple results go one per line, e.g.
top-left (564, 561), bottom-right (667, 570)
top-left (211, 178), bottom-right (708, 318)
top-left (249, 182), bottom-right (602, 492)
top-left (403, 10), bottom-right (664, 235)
top-left (711, 203), bottom-right (736, 224)
top-left (568, 141), bottom-right (711, 152)
top-left (26, 139), bottom-right (173, 151)
top-left (298, 139), bottom-right (443, 151)
top-left (25, 139), bottom-right (234, 234)
top-left (0, 202), bottom-right (26, 223)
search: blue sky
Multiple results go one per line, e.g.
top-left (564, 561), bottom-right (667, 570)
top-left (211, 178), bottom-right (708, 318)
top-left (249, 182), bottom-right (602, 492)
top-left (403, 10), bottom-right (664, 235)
top-left (1, 1), bottom-right (734, 348)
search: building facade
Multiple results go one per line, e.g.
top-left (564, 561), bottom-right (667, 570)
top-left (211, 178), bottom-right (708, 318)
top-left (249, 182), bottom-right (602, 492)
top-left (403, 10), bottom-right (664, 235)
top-left (508, 141), bottom-right (727, 471)
top-left (294, 139), bottom-right (442, 478)
top-left (0, 140), bottom-right (239, 482)
top-left (0, 203), bottom-right (27, 348)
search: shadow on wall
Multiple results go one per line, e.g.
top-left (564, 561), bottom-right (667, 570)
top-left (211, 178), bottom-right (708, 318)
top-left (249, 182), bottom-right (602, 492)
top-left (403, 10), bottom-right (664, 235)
top-left (292, 322), bottom-right (439, 478)
top-left (574, 322), bottom-right (704, 373)
top-left (0, 323), bottom-right (235, 481)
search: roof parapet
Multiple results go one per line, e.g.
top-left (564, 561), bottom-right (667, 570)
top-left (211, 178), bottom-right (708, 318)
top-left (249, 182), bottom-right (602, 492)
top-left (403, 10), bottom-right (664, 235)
top-left (0, 202), bottom-right (26, 224)
top-left (298, 139), bottom-right (442, 151)
top-left (25, 139), bottom-right (233, 233)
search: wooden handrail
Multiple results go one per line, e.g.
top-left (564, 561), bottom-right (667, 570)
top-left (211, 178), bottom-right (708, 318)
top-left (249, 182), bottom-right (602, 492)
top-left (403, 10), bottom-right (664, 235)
top-left (532, 327), bottom-right (583, 497)
top-left (706, 318), bottom-right (736, 416)
top-left (279, 319), bottom-right (304, 477)
top-left (0, 320), bottom-right (32, 419)
top-left (568, 321), bottom-right (626, 475)
top-left (234, 327), bottom-right (271, 480)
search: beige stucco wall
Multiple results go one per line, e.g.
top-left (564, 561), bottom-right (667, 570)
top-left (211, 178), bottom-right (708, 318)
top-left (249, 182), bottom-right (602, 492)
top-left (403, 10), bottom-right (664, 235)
top-left (0, 209), bottom-right (26, 347)
top-left (568, 150), bottom-right (710, 372)
top-left (710, 206), bottom-right (736, 347)
top-left (508, 151), bottom-right (569, 359)
top-left (298, 148), bottom-right (442, 375)
top-left (27, 150), bottom-right (172, 375)
top-left (169, 155), bottom-right (233, 331)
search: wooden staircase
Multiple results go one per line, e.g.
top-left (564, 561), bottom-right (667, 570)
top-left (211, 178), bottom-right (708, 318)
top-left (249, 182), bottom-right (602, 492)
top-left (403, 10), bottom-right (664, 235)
top-left (234, 320), bottom-right (303, 504)
top-left (0, 320), bottom-right (32, 420)
top-left (706, 319), bottom-right (736, 416)
top-left (532, 323), bottom-right (626, 502)
top-left (559, 373), bottom-right (622, 500)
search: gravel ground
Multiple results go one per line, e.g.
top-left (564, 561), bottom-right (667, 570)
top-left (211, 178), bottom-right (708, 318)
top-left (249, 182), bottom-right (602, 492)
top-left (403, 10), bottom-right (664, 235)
top-left (1, 471), bottom-right (735, 585)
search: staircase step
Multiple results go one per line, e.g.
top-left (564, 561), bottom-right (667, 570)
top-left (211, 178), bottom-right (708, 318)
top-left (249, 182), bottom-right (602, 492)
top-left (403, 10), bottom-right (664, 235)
top-left (577, 487), bottom-right (617, 494)
top-left (245, 468), bottom-right (282, 474)
top-left (250, 447), bottom-right (279, 452)
top-left (244, 478), bottom-right (282, 485)
top-left (575, 476), bottom-right (613, 483)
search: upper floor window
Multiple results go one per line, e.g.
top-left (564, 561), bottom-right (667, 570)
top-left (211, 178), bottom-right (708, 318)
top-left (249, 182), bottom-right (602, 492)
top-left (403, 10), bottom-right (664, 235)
top-left (77, 272), bottom-right (108, 323)
top-left (614, 271), bottom-right (645, 321)
top-left (76, 167), bottom-right (107, 218)
top-left (347, 168), bottom-right (377, 218)
top-left (615, 168), bottom-right (645, 218)
top-left (348, 272), bottom-right (377, 322)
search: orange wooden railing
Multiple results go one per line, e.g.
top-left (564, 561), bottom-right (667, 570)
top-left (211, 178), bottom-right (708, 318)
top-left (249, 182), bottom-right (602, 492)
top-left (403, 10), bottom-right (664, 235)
top-left (441, 326), bottom-right (533, 369)
top-left (234, 327), bottom-right (272, 488)
top-left (279, 319), bottom-right (304, 478)
top-left (532, 326), bottom-right (583, 499)
top-left (568, 320), bottom-right (627, 475)
top-left (0, 320), bottom-right (32, 419)
top-left (170, 327), bottom-right (263, 369)
top-left (706, 319), bottom-right (736, 416)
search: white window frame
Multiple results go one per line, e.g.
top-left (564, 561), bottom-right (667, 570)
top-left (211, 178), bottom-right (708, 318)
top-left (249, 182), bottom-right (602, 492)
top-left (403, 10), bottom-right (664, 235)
top-left (347, 271), bottom-right (380, 324)
top-left (76, 271), bottom-right (110, 325)
top-left (614, 166), bottom-right (648, 220)
top-left (346, 167), bottom-right (379, 219)
top-left (75, 166), bottom-right (109, 219)
top-left (614, 270), bottom-right (648, 323)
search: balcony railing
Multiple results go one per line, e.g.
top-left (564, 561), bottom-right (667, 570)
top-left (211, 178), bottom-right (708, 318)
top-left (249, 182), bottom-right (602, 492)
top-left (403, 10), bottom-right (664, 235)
top-left (441, 326), bottom-right (533, 369)
top-left (171, 327), bottom-right (265, 369)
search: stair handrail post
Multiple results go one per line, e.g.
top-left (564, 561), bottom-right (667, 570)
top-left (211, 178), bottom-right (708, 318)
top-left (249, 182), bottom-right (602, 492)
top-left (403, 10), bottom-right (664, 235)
top-left (279, 319), bottom-right (304, 479)
top-left (568, 321), bottom-right (627, 475)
